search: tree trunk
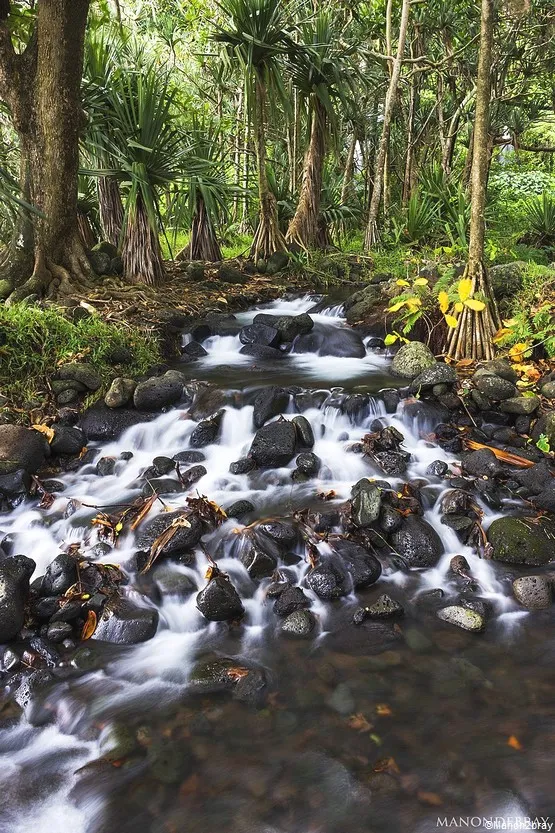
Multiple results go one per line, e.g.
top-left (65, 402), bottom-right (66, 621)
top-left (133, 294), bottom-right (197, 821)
top-left (446, 0), bottom-right (500, 361)
top-left (190, 194), bottom-right (223, 262)
top-left (364, 0), bottom-right (411, 249)
top-left (340, 129), bottom-right (357, 206)
top-left (250, 77), bottom-right (286, 261)
top-left (286, 98), bottom-right (326, 249)
top-left (122, 194), bottom-right (165, 287)
top-left (98, 176), bottom-right (124, 248)
top-left (0, 0), bottom-right (92, 303)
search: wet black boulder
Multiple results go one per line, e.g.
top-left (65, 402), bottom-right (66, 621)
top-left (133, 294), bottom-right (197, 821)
top-left (333, 539), bottom-right (382, 589)
top-left (0, 425), bottom-right (50, 475)
top-left (41, 553), bottom-right (78, 596)
top-left (133, 373), bottom-right (184, 411)
top-left (306, 556), bottom-right (349, 599)
top-left (0, 555), bottom-right (36, 643)
top-left (197, 575), bottom-right (245, 621)
top-left (274, 586), bottom-right (310, 617)
top-left (294, 326), bottom-right (366, 359)
top-left (389, 515), bottom-right (443, 568)
top-left (239, 323), bottom-right (281, 349)
top-left (239, 343), bottom-right (285, 361)
top-left (189, 410), bottom-right (224, 448)
top-left (252, 386), bottom-right (289, 429)
top-left (92, 596), bottom-right (159, 644)
top-left (80, 402), bottom-right (157, 442)
top-left (136, 511), bottom-right (203, 558)
top-left (249, 420), bottom-right (297, 467)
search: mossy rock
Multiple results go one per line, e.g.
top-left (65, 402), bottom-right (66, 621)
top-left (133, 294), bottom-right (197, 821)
top-left (487, 516), bottom-right (555, 566)
top-left (489, 261), bottom-right (526, 301)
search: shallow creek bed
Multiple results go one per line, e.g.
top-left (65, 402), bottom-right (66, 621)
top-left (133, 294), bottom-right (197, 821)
top-left (0, 295), bottom-right (554, 833)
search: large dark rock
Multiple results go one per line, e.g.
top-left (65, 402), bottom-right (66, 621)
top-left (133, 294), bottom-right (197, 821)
top-left (389, 515), bottom-right (443, 568)
top-left (462, 448), bottom-right (502, 478)
top-left (217, 264), bottom-right (248, 284)
top-left (292, 415), bottom-right (315, 448)
top-left (487, 516), bottom-right (555, 566)
top-left (136, 511), bottom-right (203, 558)
top-left (92, 596), bottom-right (159, 644)
top-left (50, 425), bottom-right (86, 456)
top-left (196, 575), bottom-right (244, 621)
top-left (390, 342), bottom-right (435, 379)
top-left (333, 539), bottom-right (381, 589)
top-left (351, 481), bottom-right (381, 527)
top-left (239, 323), bottom-right (280, 348)
top-left (306, 557), bottom-right (349, 599)
top-left (344, 284), bottom-right (382, 324)
top-left (0, 425), bottom-right (50, 475)
top-left (57, 362), bottom-right (101, 391)
top-left (189, 411), bottom-right (224, 447)
top-left (0, 469), bottom-right (31, 502)
top-left (275, 313), bottom-right (313, 341)
top-left (239, 344), bottom-right (285, 361)
top-left (274, 586), bottom-right (310, 617)
top-left (133, 373), bottom-right (184, 411)
top-left (80, 402), bottom-right (157, 441)
top-left (410, 363), bottom-right (457, 391)
top-left (41, 553), bottom-right (78, 596)
top-left (249, 420), bottom-right (297, 467)
top-left (253, 386), bottom-right (289, 429)
top-left (238, 539), bottom-right (278, 579)
top-left (294, 326), bottom-right (366, 358)
top-left (0, 555), bottom-right (35, 643)
top-left (280, 609), bottom-right (316, 637)
top-left (474, 372), bottom-right (517, 401)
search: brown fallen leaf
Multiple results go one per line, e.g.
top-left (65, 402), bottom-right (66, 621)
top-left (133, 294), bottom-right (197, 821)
top-left (464, 439), bottom-right (536, 468)
top-left (347, 713), bottom-right (374, 733)
top-left (226, 666), bottom-right (250, 682)
top-left (141, 515), bottom-right (192, 574)
top-left (81, 610), bottom-right (97, 640)
top-left (373, 756), bottom-right (400, 774)
top-left (32, 423), bottom-right (55, 443)
top-left (376, 703), bottom-right (393, 717)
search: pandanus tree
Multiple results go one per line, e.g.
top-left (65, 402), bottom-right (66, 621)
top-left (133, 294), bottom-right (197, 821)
top-left (83, 28), bottom-right (125, 249)
top-left (214, 0), bottom-right (290, 261)
top-left (169, 122), bottom-right (232, 262)
top-left (0, 0), bottom-right (93, 302)
top-left (285, 12), bottom-right (356, 249)
top-left (93, 64), bottom-right (186, 286)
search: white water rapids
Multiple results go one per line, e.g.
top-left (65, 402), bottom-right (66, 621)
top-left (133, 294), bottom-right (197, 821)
top-left (0, 295), bottom-right (531, 832)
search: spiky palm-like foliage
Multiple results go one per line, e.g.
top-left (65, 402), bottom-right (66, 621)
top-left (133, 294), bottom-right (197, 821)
top-left (172, 122), bottom-right (233, 262)
top-left (91, 64), bottom-right (186, 286)
top-left (286, 11), bottom-right (356, 249)
top-left (214, 0), bottom-right (291, 260)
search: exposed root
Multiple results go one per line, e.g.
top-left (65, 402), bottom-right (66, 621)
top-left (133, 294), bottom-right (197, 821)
top-left (250, 192), bottom-right (286, 262)
top-left (445, 260), bottom-right (501, 361)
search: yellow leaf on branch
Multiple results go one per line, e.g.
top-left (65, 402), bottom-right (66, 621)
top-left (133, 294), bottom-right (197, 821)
top-left (438, 291), bottom-right (449, 314)
top-left (458, 278), bottom-right (472, 302)
top-left (464, 298), bottom-right (486, 312)
top-left (444, 314), bottom-right (458, 328)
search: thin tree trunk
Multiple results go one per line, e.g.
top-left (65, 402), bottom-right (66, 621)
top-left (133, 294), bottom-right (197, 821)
top-left (190, 194), bottom-right (223, 262)
top-left (98, 175), bottom-right (123, 248)
top-left (446, 0), bottom-right (500, 361)
top-left (364, 0), bottom-right (411, 249)
top-left (250, 77), bottom-right (286, 261)
top-left (286, 98), bottom-right (326, 249)
top-left (0, 0), bottom-right (93, 302)
top-left (122, 194), bottom-right (165, 287)
top-left (340, 129), bottom-right (357, 206)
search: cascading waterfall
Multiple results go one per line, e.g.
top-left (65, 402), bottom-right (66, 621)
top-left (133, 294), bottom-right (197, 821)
top-left (0, 293), bottom-right (551, 833)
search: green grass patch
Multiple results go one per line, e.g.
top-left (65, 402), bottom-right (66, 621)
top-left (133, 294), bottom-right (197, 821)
top-left (0, 303), bottom-right (160, 411)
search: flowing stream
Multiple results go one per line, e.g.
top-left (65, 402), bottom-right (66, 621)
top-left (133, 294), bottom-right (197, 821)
top-left (0, 295), bottom-right (554, 833)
